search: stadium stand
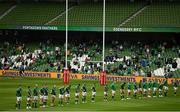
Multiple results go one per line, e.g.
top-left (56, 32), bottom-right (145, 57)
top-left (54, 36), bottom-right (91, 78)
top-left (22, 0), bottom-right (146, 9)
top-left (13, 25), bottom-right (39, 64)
top-left (0, 31), bottom-right (180, 78)
top-left (0, 2), bottom-right (66, 25)
top-left (50, 1), bottom-right (146, 27)
top-left (0, 0), bottom-right (179, 27)
top-left (123, 2), bottom-right (180, 27)
top-left (0, 0), bottom-right (180, 78)
top-left (0, 3), bottom-right (14, 16)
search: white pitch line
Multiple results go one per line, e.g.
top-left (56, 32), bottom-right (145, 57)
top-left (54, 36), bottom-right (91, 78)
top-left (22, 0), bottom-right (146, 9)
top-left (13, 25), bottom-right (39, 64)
top-left (118, 5), bottom-right (148, 27)
top-left (44, 6), bottom-right (74, 25)
top-left (0, 5), bottom-right (16, 20)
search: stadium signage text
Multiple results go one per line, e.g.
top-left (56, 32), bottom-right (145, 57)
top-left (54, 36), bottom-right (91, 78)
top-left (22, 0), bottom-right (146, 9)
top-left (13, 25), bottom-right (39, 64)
top-left (1, 24), bottom-right (180, 32)
top-left (113, 28), bottom-right (142, 32)
top-left (0, 70), bottom-right (180, 84)
top-left (1, 70), bottom-right (51, 78)
top-left (22, 26), bottom-right (58, 30)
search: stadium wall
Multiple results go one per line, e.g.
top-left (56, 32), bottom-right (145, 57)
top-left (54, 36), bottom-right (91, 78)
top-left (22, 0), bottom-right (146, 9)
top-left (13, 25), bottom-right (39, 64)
top-left (0, 70), bottom-right (179, 84)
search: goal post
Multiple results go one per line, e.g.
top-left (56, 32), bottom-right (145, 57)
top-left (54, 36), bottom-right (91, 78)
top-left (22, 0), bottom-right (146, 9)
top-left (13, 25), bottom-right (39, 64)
top-left (100, 0), bottom-right (106, 86)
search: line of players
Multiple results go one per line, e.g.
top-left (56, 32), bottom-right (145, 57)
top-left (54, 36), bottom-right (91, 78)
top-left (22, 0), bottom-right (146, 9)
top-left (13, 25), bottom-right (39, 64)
top-left (15, 79), bottom-right (178, 110)
top-left (109, 79), bottom-right (178, 102)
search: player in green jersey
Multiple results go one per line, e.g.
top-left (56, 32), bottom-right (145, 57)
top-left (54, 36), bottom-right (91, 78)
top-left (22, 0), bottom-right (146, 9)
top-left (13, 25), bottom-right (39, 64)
top-left (43, 85), bottom-right (48, 108)
top-left (26, 86), bottom-right (32, 110)
top-left (39, 85), bottom-right (44, 107)
top-left (91, 83), bottom-right (96, 103)
top-left (158, 82), bottom-right (163, 97)
top-left (32, 84), bottom-right (39, 108)
top-left (133, 82), bottom-right (138, 99)
top-left (127, 82), bottom-right (132, 99)
top-left (163, 79), bottom-right (168, 97)
top-left (75, 84), bottom-right (80, 104)
top-left (82, 83), bottom-right (87, 103)
top-left (16, 85), bottom-right (22, 110)
top-left (110, 82), bottom-right (116, 101)
top-left (138, 80), bottom-right (143, 98)
top-left (51, 85), bottom-right (56, 107)
top-left (147, 80), bottom-right (152, 98)
top-left (143, 80), bottom-right (148, 97)
top-left (152, 80), bottom-right (158, 97)
top-left (65, 85), bottom-right (71, 104)
top-left (173, 80), bottom-right (178, 96)
top-left (120, 82), bottom-right (126, 100)
top-left (58, 86), bottom-right (65, 106)
top-left (104, 84), bottom-right (108, 101)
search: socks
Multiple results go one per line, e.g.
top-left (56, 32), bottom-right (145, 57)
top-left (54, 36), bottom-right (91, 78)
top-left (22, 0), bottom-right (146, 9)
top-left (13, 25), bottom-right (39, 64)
top-left (112, 96), bottom-right (114, 100)
top-left (18, 104), bottom-right (20, 109)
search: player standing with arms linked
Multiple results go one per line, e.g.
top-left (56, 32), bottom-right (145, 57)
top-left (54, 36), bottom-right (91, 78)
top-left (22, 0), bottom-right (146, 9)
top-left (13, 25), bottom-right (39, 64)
top-left (104, 84), bottom-right (108, 101)
top-left (26, 86), bottom-right (32, 110)
top-left (152, 80), bottom-right (158, 97)
top-left (173, 80), bottom-right (178, 96)
top-left (82, 83), bottom-right (87, 103)
top-left (133, 82), bottom-right (138, 99)
top-left (50, 85), bottom-right (56, 107)
top-left (163, 79), bottom-right (168, 97)
top-left (75, 84), bottom-right (80, 104)
top-left (91, 83), bottom-right (96, 103)
top-left (110, 82), bottom-right (116, 101)
top-left (127, 82), bottom-right (132, 99)
top-left (120, 82), bottom-right (126, 100)
top-left (58, 86), bottom-right (65, 106)
top-left (65, 85), bottom-right (71, 104)
top-left (147, 80), bottom-right (152, 97)
top-left (138, 80), bottom-right (143, 98)
top-left (32, 84), bottom-right (39, 108)
top-left (143, 80), bottom-right (148, 97)
top-left (43, 85), bottom-right (48, 108)
top-left (39, 85), bottom-right (44, 107)
top-left (16, 85), bottom-right (22, 110)
top-left (158, 81), bottom-right (164, 97)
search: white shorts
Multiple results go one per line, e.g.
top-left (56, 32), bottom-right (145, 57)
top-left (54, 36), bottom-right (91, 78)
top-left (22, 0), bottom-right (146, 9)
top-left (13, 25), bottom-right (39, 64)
top-left (33, 96), bottom-right (38, 100)
top-left (59, 94), bottom-right (64, 99)
top-left (164, 86), bottom-right (168, 91)
top-left (40, 95), bottom-right (44, 99)
top-left (134, 90), bottom-right (137, 93)
top-left (128, 90), bottom-right (131, 93)
top-left (174, 87), bottom-right (178, 91)
top-left (27, 97), bottom-right (31, 101)
top-left (82, 92), bottom-right (87, 96)
top-left (104, 92), bottom-right (108, 96)
top-left (111, 90), bottom-right (116, 95)
top-left (17, 97), bottom-right (22, 102)
top-left (143, 89), bottom-right (147, 92)
top-left (159, 89), bottom-right (162, 92)
top-left (92, 92), bottom-right (96, 96)
top-left (148, 88), bottom-right (151, 91)
top-left (51, 95), bottom-right (56, 98)
top-left (75, 93), bottom-right (79, 97)
top-left (65, 94), bottom-right (70, 97)
top-left (138, 88), bottom-right (142, 91)
top-left (153, 87), bottom-right (157, 92)
top-left (43, 96), bottom-right (48, 100)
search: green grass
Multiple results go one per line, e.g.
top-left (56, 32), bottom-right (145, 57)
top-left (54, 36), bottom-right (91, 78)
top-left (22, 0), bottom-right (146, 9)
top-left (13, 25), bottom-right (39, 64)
top-left (0, 77), bottom-right (180, 111)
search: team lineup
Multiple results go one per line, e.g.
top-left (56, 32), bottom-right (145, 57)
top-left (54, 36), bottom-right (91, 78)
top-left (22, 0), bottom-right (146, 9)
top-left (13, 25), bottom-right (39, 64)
top-left (15, 79), bottom-right (178, 110)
